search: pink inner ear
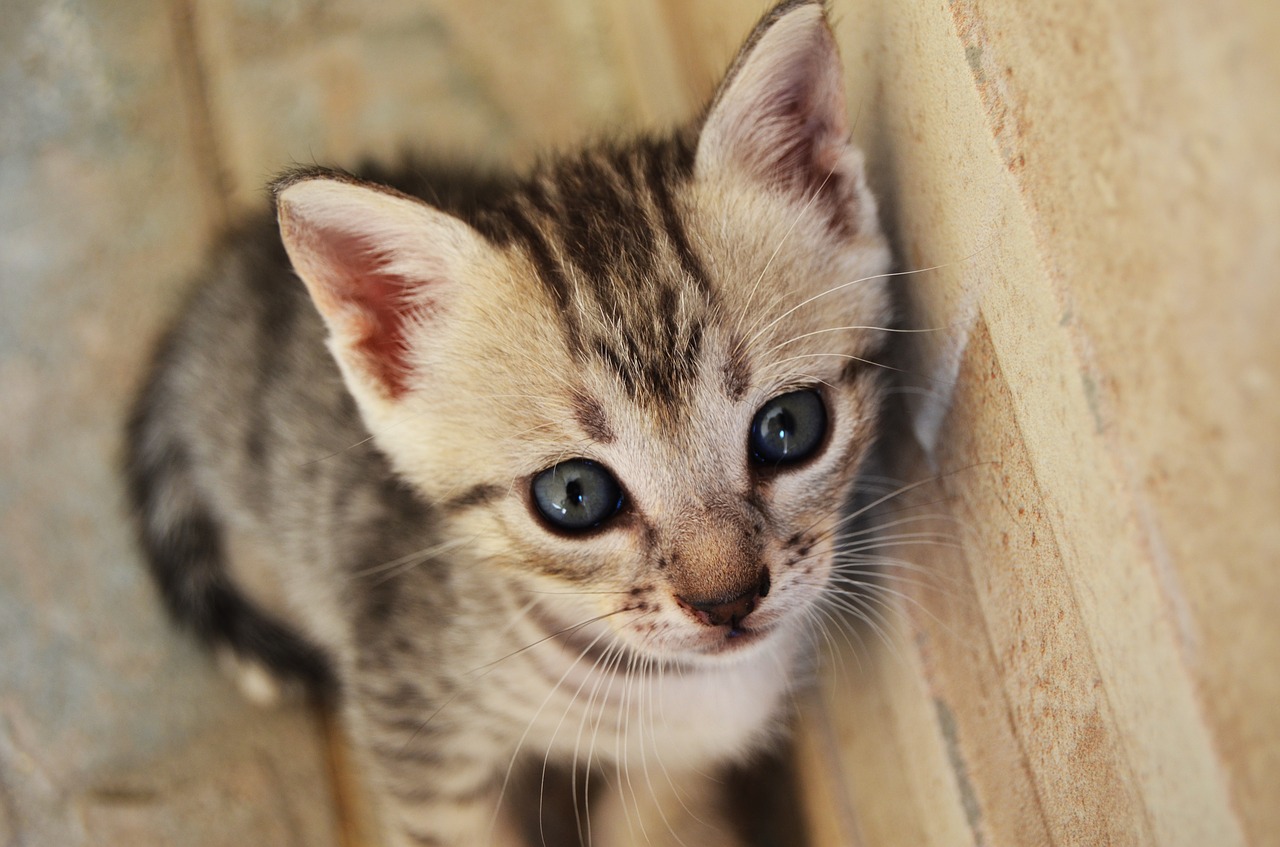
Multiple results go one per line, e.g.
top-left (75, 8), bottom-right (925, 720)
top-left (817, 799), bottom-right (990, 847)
top-left (700, 6), bottom-right (860, 237)
top-left (759, 72), bottom-right (842, 196)
top-left (737, 68), bottom-right (857, 238)
top-left (320, 231), bottom-right (422, 401)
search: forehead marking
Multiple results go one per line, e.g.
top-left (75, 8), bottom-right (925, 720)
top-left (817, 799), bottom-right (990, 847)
top-left (571, 391), bottom-right (616, 444)
top-left (722, 334), bottom-right (752, 402)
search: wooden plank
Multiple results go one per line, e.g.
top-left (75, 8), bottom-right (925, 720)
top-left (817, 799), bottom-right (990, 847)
top-left (796, 0), bottom-right (1280, 844)
top-left (936, 4), bottom-right (1280, 840)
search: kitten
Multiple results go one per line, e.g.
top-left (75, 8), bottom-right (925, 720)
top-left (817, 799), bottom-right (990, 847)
top-left (124, 1), bottom-right (891, 844)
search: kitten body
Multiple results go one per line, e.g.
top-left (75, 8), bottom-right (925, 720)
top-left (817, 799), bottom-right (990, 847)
top-left (126, 2), bottom-right (891, 845)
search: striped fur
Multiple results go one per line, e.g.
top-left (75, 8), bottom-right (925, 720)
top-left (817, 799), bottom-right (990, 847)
top-left (125, 2), bottom-right (891, 845)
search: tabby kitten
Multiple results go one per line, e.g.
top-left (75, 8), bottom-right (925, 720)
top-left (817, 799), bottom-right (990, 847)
top-left (125, 1), bottom-right (891, 844)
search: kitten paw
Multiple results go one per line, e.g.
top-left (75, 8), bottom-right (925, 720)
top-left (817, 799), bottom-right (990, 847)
top-left (216, 647), bottom-right (293, 708)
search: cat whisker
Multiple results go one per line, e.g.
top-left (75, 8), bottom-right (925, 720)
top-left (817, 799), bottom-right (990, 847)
top-left (806, 463), bottom-right (988, 545)
top-left (567, 641), bottom-right (627, 847)
top-left (764, 323), bottom-right (948, 356)
top-left (828, 576), bottom-right (963, 646)
top-left (829, 565), bottom-right (950, 595)
top-left (579, 641), bottom-right (633, 847)
top-left (469, 607), bottom-right (636, 674)
top-left (797, 475), bottom-right (948, 543)
top-left (837, 509), bottom-right (962, 539)
top-left (763, 350), bottom-right (910, 376)
top-left (299, 430), bottom-right (380, 466)
top-left (538, 635), bottom-right (623, 846)
top-left (744, 261), bottom-right (972, 352)
top-left (490, 620), bottom-right (619, 847)
top-left (617, 649), bottom-right (650, 846)
top-left (821, 591), bottom-right (911, 670)
top-left (733, 164), bottom-right (841, 341)
top-left (524, 588), bottom-right (634, 596)
top-left (642, 662), bottom-right (703, 846)
top-left (395, 606), bottom-right (629, 757)
top-left (349, 535), bottom-right (476, 583)
top-left (831, 536), bottom-right (963, 557)
top-left (802, 602), bottom-right (867, 683)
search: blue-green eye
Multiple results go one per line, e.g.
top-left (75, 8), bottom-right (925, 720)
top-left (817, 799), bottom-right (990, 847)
top-left (750, 389), bottom-right (828, 465)
top-left (531, 459), bottom-right (624, 531)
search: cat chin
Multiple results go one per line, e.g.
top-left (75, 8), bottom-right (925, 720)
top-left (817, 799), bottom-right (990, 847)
top-left (532, 596), bottom-right (792, 671)
top-left (684, 625), bottom-right (783, 662)
top-left (617, 617), bottom-right (798, 669)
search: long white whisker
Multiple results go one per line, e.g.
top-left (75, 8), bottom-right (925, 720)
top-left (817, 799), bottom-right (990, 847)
top-left (490, 621), bottom-right (620, 846)
top-left (349, 535), bottom-right (475, 584)
top-left (469, 609), bottom-right (631, 674)
top-left (745, 260), bottom-right (981, 350)
top-left (764, 323), bottom-right (949, 356)
top-left (734, 162), bottom-right (841, 339)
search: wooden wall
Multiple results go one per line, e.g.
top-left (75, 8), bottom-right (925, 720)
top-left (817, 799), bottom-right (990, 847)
top-left (1, 0), bottom-right (1275, 844)
top-left (794, 2), bottom-right (1280, 845)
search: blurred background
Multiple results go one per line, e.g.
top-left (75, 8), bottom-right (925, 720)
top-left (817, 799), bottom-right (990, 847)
top-left (3, 0), bottom-right (1278, 845)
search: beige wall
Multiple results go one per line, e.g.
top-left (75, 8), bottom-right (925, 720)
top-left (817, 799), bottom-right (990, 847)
top-left (2, 0), bottom-right (1276, 844)
top-left (802, 2), bottom-right (1280, 845)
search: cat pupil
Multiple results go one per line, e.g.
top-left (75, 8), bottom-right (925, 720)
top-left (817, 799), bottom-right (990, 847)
top-left (763, 407), bottom-right (795, 450)
top-left (750, 389), bottom-right (827, 465)
top-left (532, 459), bottom-right (622, 531)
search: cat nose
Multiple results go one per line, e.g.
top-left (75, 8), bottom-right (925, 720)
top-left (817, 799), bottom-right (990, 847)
top-left (676, 569), bottom-right (770, 629)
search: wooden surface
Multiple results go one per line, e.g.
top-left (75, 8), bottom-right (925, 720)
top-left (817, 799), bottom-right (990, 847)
top-left (2, 0), bottom-right (1276, 845)
top-left (796, 1), bottom-right (1280, 845)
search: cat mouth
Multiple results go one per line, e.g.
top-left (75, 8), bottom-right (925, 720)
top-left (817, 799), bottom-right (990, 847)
top-left (519, 587), bottom-right (783, 665)
top-left (696, 622), bottom-right (776, 655)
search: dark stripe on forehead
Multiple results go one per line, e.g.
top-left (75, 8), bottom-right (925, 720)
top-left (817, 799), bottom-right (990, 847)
top-left (488, 191), bottom-right (582, 350)
top-left (592, 337), bottom-right (638, 398)
top-left (641, 136), bottom-right (713, 299)
top-left (723, 334), bottom-right (751, 401)
top-left (467, 137), bottom-right (717, 409)
top-left (557, 152), bottom-right (659, 293)
top-left (571, 391), bottom-right (616, 443)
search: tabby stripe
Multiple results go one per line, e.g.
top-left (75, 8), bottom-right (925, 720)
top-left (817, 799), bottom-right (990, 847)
top-left (559, 151), bottom-right (657, 294)
top-left (245, 272), bottom-right (297, 474)
top-left (644, 138), bottom-right (713, 298)
top-left (439, 482), bottom-right (504, 513)
top-left (722, 334), bottom-right (752, 401)
top-left (388, 771), bottom-right (499, 805)
top-left (571, 390), bottom-right (615, 443)
top-left (501, 189), bottom-right (581, 349)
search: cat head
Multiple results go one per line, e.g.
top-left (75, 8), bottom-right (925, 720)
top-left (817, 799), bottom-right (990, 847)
top-left (274, 0), bottom-right (891, 664)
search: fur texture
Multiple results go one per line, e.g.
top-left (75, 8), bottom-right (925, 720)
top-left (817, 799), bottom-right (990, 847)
top-left (125, 2), bottom-right (892, 844)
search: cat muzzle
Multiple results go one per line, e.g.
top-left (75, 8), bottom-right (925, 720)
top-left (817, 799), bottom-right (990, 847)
top-left (675, 568), bottom-right (771, 632)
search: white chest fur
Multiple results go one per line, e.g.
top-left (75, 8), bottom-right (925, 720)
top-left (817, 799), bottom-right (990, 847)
top-left (478, 618), bottom-right (800, 773)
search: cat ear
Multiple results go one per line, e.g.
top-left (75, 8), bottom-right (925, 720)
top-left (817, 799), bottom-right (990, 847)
top-left (696, 1), bottom-right (860, 218)
top-left (274, 172), bottom-right (483, 405)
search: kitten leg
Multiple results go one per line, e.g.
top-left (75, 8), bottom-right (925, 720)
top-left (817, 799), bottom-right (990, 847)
top-left (380, 789), bottom-right (525, 847)
top-left (351, 691), bottom-right (527, 847)
top-left (593, 766), bottom-right (744, 847)
top-left (214, 526), bottom-right (310, 706)
top-left (215, 645), bottom-right (287, 706)
top-left (359, 744), bottom-right (527, 847)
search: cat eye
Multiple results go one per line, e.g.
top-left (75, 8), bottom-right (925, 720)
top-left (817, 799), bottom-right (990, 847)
top-left (531, 459), bottom-right (624, 532)
top-left (749, 389), bottom-right (828, 466)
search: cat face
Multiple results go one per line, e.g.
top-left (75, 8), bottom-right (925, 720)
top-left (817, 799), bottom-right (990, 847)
top-left (274, 0), bottom-right (891, 664)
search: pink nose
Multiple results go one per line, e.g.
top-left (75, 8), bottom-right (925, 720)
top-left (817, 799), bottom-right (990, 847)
top-left (677, 569), bottom-right (770, 629)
